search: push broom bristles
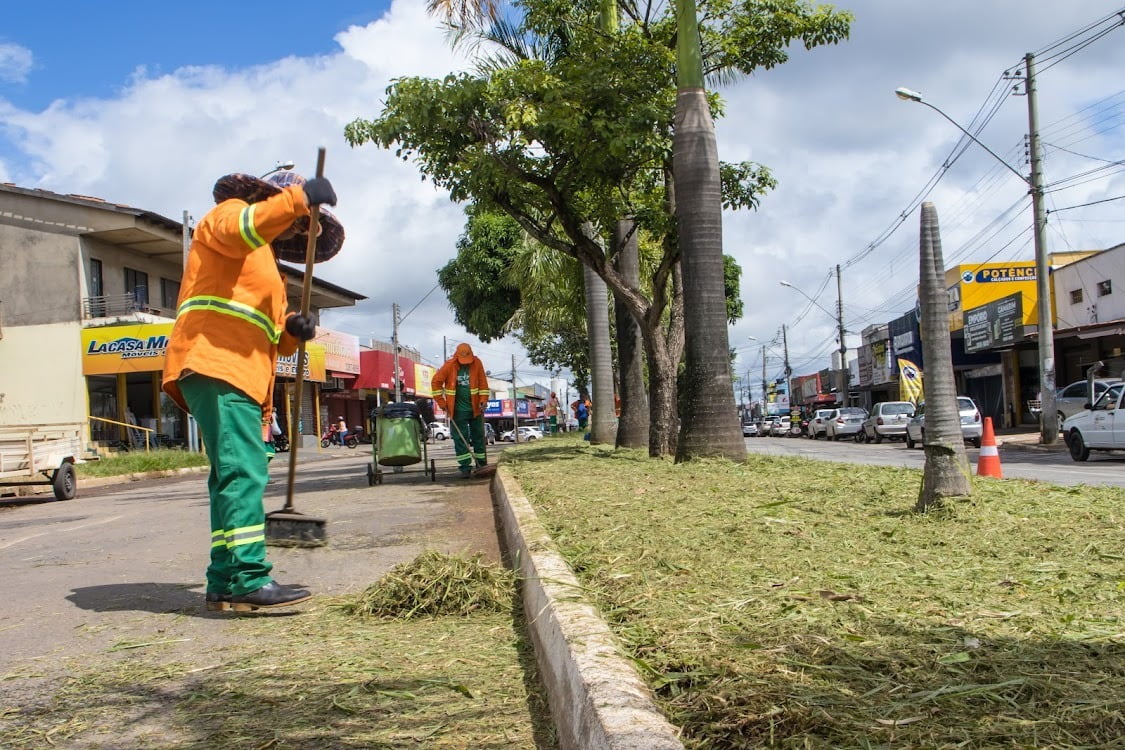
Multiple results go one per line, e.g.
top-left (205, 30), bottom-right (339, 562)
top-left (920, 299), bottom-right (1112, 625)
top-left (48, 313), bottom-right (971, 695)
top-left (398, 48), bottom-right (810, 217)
top-left (265, 510), bottom-right (327, 547)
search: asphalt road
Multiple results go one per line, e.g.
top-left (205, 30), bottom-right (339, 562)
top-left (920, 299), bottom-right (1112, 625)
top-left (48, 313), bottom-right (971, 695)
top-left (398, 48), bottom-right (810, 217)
top-left (743, 433), bottom-right (1125, 487)
top-left (0, 440), bottom-right (502, 676)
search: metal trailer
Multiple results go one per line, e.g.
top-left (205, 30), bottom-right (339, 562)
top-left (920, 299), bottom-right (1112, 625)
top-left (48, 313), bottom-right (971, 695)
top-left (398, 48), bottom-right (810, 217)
top-left (0, 423), bottom-right (84, 501)
top-left (366, 402), bottom-right (435, 486)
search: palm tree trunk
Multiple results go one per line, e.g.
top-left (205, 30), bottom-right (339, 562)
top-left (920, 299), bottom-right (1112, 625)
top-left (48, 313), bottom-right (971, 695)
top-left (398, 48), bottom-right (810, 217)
top-left (673, 0), bottom-right (745, 462)
top-left (916, 202), bottom-right (972, 510)
top-left (583, 225), bottom-right (618, 445)
top-left (614, 218), bottom-right (649, 449)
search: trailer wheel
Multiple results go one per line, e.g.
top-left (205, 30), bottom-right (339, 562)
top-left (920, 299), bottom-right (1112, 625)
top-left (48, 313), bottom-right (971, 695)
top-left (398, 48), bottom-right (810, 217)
top-left (53, 462), bottom-right (77, 501)
top-left (430, 458), bottom-right (436, 482)
top-left (366, 464), bottom-right (375, 486)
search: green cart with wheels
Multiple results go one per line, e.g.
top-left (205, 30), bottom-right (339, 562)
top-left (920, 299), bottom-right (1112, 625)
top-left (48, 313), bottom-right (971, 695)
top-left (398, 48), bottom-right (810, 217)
top-left (367, 402), bottom-right (434, 485)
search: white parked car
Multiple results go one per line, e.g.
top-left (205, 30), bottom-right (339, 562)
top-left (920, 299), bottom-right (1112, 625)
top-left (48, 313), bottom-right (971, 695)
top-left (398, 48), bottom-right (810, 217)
top-left (1062, 382), bottom-right (1125, 461)
top-left (1055, 378), bottom-right (1122, 433)
top-left (904, 397), bottom-right (983, 449)
top-left (428, 422), bottom-right (450, 440)
top-left (806, 409), bottom-right (837, 439)
top-left (860, 401), bottom-right (916, 443)
top-left (501, 426), bottom-right (543, 442)
top-left (742, 421), bottom-right (759, 437)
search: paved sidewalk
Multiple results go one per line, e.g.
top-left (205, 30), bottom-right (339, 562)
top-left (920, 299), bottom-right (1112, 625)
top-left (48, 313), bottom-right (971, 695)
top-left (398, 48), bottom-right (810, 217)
top-left (994, 426), bottom-right (1068, 453)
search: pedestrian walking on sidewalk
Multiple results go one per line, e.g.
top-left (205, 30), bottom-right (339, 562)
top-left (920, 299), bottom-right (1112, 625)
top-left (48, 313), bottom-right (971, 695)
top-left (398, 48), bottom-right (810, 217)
top-left (432, 343), bottom-right (490, 478)
top-left (162, 167), bottom-right (343, 612)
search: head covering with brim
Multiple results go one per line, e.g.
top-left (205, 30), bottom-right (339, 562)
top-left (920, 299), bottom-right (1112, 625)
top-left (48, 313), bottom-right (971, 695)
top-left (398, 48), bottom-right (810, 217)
top-left (455, 343), bottom-right (475, 364)
top-left (210, 171), bottom-right (345, 263)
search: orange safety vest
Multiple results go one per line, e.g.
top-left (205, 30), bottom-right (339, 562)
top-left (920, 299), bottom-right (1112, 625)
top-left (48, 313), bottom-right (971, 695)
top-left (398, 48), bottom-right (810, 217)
top-left (162, 186), bottom-right (309, 414)
top-left (431, 356), bottom-right (490, 417)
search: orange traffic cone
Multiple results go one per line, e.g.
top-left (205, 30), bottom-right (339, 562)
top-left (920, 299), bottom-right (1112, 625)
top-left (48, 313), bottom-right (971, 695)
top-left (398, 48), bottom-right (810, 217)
top-left (976, 416), bottom-right (1002, 479)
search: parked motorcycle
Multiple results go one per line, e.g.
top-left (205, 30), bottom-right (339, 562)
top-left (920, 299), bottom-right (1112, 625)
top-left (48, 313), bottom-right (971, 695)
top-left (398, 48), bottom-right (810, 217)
top-left (352, 425), bottom-right (373, 444)
top-left (272, 432), bottom-right (290, 453)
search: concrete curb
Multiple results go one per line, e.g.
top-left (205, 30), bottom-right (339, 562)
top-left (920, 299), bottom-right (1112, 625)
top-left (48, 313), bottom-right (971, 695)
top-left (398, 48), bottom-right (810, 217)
top-left (492, 467), bottom-right (684, 750)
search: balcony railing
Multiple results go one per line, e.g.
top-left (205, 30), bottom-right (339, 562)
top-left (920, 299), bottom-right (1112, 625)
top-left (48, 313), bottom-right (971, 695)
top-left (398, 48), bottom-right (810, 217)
top-left (82, 293), bottom-right (161, 319)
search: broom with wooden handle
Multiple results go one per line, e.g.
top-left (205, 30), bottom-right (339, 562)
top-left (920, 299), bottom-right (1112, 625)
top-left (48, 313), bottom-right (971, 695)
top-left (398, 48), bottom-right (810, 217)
top-left (266, 147), bottom-right (329, 547)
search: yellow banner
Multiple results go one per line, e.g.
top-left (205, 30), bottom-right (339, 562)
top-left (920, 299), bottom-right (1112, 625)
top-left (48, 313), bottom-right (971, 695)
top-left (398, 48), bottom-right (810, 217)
top-left (898, 358), bottom-right (924, 405)
top-left (944, 262), bottom-right (1040, 332)
top-left (414, 362), bottom-right (435, 397)
top-left (82, 323), bottom-right (174, 375)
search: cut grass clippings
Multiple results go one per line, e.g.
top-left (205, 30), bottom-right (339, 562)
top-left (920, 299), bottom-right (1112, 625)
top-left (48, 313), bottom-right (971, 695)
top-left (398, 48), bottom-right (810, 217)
top-left (2, 553), bottom-right (554, 749)
top-left (340, 550), bottom-right (517, 619)
top-left (506, 438), bottom-right (1125, 748)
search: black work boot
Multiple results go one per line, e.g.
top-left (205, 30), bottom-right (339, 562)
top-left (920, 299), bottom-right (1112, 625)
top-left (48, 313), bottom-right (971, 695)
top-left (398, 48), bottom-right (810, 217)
top-left (230, 582), bottom-right (312, 612)
top-left (205, 592), bottom-right (232, 612)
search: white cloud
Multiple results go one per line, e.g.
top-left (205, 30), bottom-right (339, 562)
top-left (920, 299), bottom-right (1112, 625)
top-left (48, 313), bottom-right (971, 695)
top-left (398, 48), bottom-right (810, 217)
top-left (0, 42), bottom-right (32, 84)
top-left (2, 0), bottom-right (1124, 391)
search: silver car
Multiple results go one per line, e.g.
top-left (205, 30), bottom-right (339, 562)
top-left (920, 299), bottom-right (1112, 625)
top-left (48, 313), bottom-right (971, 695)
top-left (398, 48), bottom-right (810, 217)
top-left (825, 407), bottom-right (867, 441)
top-left (904, 397), bottom-right (983, 449)
top-left (1055, 379), bottom-right (1122, 432)
top-left (860, 401), bottom-right (916, 443)
top-left (807, 408), bottom-right (837, 439)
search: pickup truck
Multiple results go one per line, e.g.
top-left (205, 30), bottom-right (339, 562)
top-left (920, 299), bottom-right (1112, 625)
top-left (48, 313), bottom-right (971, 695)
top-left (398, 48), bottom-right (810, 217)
top-left (1062, 382), bottom-right (1125, 461)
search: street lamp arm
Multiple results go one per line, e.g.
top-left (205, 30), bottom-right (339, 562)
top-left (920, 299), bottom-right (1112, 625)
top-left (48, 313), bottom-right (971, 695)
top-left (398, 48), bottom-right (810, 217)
top-left (779, 281), bottom-right (839, 325)
top-left (895, 88), bottom-right (1029, 186)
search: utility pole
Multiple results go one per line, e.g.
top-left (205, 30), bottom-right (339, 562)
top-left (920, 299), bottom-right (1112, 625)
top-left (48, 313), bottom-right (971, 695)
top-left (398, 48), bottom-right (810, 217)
top-left (836, 264), bottom-right (849, 407)
top-left (782, 324), bottom-right (793, 432)
top-left (443, 335), bottom-right (447, 363)
top-left (511, 354), bottom-right (520, 443)
top-left (392, 303), bottom-right (401, 403)
top-left (1025, 52), bottom-right (1057, 444)
top-left (761, 345), bottom-right (767, 419)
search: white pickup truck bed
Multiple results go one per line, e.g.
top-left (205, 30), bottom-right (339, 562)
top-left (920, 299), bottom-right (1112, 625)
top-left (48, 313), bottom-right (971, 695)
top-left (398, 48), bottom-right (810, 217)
top-left (0, 423), bottom-right (83, 500)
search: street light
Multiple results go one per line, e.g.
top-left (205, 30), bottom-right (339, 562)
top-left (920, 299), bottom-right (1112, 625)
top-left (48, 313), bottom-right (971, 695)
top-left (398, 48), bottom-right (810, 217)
top-left (897, 79), bottom-right (1057, 444)
top-left (779, 276), bottom-right (850, 405)
top-left (259, 160), bottom-right (296, 179)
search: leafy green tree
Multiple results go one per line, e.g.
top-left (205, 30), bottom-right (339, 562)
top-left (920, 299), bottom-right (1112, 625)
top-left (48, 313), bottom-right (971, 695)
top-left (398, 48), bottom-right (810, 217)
top-left (349, 0), bottom-right (850, 457)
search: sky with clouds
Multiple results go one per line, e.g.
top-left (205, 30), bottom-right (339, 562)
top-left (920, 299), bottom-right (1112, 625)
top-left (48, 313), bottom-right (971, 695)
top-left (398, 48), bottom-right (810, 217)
top-left (2, 0), bottom-right (1123, 400)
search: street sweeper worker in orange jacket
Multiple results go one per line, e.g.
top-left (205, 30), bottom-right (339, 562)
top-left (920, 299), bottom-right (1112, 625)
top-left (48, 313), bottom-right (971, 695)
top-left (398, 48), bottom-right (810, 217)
top-left (431, 343), bottom-right (490, 477)
top-left (162, 169), bottom-right (344, 613)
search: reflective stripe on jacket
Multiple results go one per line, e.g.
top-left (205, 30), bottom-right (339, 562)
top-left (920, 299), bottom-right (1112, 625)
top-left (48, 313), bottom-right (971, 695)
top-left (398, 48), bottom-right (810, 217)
top-left (162, 186), bottom-right (309, 413)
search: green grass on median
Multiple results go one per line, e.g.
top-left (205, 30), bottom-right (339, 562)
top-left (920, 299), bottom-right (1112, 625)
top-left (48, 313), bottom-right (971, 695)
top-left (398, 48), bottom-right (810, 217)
top-left (76, 448), bottom-right (209, 478)
top-left (506, 437), bottom-right (1125, 748)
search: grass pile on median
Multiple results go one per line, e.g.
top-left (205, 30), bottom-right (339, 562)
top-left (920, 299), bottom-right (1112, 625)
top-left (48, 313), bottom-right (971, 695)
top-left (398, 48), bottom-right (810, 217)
top-left (506, 438), bottom-right (1125, 748)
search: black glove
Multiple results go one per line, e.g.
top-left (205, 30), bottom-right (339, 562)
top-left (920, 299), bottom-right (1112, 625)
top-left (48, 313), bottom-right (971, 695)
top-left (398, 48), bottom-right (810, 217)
top-left (302, 177), bottom-right (337, 207)
top-left (285, 314), bottom-right (316, 341)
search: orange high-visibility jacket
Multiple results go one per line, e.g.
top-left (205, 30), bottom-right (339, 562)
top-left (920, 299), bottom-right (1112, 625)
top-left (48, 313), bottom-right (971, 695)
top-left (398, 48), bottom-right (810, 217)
top-left (162, 186), bottom-right (310, 415)
top-left (431, 356), bottom-right (490, 417)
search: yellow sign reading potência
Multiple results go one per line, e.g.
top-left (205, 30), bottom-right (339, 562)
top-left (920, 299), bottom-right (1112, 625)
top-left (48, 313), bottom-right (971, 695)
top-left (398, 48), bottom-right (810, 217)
top-left (942, 261), bottom-right (1042, 333)
top-left (82, 323), bottom-right (326, 381)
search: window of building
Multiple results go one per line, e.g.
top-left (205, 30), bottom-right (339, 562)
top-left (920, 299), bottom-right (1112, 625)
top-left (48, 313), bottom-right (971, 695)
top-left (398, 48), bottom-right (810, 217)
top-left (1097, 279), bottom-right (1112, 297)
top-left (124, 267), bottom-right (149, 308)
top-left (161, 278), bottom-right (180, 309)
top-left (1070, 288), bottom-right (1083, 304)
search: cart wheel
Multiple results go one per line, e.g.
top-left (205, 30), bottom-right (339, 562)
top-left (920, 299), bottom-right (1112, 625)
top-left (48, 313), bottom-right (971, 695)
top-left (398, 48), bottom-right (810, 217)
top-left (53, 462), bottom-right (77, 501)
top-left (366, 464), bottom-right (375, 486)
top-left (430, 458), bottom-right (436, 482)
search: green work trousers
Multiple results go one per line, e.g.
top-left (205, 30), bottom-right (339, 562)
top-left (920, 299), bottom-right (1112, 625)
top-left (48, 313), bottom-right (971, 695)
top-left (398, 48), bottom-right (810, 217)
top-left (451, 411), bottom-right (487, 473)
top-left (179, 375), bottom-right (273, 596)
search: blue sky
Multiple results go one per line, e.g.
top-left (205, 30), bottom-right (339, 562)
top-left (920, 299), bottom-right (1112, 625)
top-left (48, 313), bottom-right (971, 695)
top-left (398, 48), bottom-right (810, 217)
top-left (2, 1), bottom-right (1124, 395)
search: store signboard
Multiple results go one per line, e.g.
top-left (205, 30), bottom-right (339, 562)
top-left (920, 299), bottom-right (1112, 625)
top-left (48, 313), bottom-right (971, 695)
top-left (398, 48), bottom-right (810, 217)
top-left (275, 344), bottom-right (327, 382)
top-left (964, 292), bottom-right (1023, 353)
top-left (82, 323), bottom-right (173, 375)
top-left (943, 262), bottom-right (1039, 332)
top-left (316, 329), bottom-right (360, 374)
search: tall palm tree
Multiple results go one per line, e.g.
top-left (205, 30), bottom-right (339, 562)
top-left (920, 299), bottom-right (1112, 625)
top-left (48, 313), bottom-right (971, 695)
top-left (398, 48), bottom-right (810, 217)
top-left (916, 202), bottom-right (971, 510)
top-left (672, 0), bottom-right (745, 462)
top-left (614, 218), bottom-right (650, 449)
